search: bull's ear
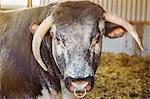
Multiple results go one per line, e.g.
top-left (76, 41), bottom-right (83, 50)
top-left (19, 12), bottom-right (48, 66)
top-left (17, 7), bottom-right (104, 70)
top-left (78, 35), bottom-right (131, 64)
top-left (29, 21), bottom-right (41, 34)
top-left (104, 21), bottom-right (127, 38)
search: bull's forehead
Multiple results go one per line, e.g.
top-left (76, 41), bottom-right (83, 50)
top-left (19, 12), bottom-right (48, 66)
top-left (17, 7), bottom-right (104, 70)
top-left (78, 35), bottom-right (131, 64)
top-left (55, 16), bottom-right (98, 52)
top-left (52, 1), bottom-right (105, 26)
top-left (57, 22), bottom-right (94, 50)
top-left (52, 1), bottom-right (105, 51)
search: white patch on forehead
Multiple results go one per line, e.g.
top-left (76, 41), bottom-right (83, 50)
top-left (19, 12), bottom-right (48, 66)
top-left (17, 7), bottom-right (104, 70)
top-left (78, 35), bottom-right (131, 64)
top-left (63, 23), bottom-right (92, 51)
top-left (75, 23), bottom-right (92, 42)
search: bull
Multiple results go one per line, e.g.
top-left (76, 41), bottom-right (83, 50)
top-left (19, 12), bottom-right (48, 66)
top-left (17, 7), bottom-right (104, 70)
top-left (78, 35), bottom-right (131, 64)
top-left (0, 1), bottom-right (143, 99)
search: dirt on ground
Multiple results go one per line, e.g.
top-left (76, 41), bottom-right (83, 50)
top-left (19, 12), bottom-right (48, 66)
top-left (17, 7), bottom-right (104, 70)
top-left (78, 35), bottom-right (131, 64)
top-left (84, 52), bottom-right (150, 99)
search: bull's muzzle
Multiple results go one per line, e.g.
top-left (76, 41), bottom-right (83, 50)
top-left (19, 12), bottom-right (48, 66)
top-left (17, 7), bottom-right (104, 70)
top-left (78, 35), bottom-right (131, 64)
top-left (64, 76), bottom-right (94, 98)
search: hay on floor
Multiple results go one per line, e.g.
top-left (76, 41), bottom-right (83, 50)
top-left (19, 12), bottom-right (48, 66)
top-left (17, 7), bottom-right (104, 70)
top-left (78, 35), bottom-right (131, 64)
top-left (84, 52), bottom-right (150, 99)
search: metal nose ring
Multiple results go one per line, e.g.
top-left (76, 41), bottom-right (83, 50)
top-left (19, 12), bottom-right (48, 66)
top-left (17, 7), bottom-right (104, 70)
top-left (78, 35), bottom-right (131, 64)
top-left (73, 88), bottom-right (87, 98)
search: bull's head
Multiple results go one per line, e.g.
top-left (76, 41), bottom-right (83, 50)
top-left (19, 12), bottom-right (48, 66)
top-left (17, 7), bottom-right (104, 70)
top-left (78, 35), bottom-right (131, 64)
top-left (30, 1), bottom-right (143, 98)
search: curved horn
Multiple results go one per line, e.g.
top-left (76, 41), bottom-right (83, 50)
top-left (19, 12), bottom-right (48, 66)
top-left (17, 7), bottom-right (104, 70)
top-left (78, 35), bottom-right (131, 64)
top-left (32, 15), bottom-right (54, 71)
top-left (103, 12), bottom-right (144, 51)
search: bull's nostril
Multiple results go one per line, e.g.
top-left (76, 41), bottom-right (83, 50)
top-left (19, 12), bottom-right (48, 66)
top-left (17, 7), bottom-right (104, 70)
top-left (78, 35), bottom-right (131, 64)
top-left (64, 76), bottom-right (94, 93)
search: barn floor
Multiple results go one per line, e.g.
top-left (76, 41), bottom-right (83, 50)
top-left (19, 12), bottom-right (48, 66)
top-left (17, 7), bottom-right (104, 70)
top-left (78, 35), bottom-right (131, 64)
top-left (84, 52), bottom-right (150, 99)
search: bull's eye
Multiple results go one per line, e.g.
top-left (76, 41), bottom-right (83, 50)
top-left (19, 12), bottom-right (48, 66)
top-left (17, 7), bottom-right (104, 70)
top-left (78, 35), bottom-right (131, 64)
top-left (56, 37), bottom-right (60, 42)
top-left (55, 37), bottom-right (65, 48)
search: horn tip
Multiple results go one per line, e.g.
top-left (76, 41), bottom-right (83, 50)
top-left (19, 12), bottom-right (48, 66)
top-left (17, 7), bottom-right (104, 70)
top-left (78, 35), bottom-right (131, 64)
top-left (141, 47), bottom-right (144, 51)
top-left (43, 67), bottom-right (48, 71)
top-left (40, 63), bottom-right (48, 71)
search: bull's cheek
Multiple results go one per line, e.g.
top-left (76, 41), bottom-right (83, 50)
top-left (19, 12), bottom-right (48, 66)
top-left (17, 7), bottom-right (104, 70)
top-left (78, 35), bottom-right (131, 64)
top-left (92, 41), bottom-right (102, 72)
top-left (52, 40), bottom-right (65, 75)
top-left (55, 56), bottom-right (66, 74)
top-left (93, 54), bottom-right (101, 72)
top-left (55, 43), bottom-right (64, 56)
top-left (55, 46), bottom-right (68, 74)
top-left (90, 52), bottom-right (101, 73)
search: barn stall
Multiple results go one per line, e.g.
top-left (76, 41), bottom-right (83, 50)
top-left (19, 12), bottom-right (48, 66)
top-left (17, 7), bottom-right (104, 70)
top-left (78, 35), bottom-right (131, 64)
top-left (0, 0), bottom-right (150, 98)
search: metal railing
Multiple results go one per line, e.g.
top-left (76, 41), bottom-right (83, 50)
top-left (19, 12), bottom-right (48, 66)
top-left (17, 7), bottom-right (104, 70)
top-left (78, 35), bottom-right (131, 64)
top-left (91, 0), bottom-right (150, 25)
